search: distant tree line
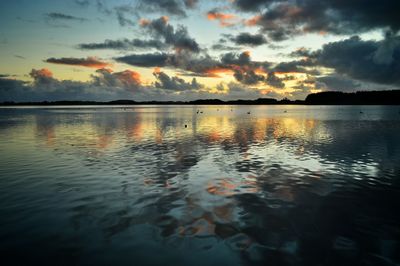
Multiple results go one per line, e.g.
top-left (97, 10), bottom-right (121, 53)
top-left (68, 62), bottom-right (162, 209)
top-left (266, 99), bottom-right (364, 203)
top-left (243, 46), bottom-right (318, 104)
top-left (1, 90), bottom-right (399, 105)
top-left (305, 90), bottom-right (400, 105)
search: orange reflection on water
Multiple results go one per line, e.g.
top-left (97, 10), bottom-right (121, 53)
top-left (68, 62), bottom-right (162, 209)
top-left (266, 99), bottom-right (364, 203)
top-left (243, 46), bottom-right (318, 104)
top-left (31, 108), bottom-right (329, 160)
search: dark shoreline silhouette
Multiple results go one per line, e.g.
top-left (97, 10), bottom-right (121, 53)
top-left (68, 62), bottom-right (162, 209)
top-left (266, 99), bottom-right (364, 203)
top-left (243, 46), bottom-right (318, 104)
top-left (1, 90), bottom-right (400, 106)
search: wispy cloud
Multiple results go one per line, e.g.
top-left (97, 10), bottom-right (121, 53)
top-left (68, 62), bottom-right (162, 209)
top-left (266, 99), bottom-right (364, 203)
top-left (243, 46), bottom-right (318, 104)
top-left (45, 12), bottom-right (88, 22)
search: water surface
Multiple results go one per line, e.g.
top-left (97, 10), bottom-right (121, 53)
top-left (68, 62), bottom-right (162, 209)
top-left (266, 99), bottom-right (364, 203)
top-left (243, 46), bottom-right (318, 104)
top-left (0, 105), bottom-right (399, 265)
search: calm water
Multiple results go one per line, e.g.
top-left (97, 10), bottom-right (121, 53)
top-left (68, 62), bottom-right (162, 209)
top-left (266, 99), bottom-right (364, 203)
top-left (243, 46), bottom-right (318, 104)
top-left (0, 105), bottom-right (400, 266)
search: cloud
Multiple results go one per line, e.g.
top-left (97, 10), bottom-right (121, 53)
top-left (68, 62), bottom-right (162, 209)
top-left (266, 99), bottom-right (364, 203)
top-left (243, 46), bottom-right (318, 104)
top-left (114, 5), bottom-right (136, 26)
top-left (14, 55), bottom-right (26, 60)
top-left (207, 9), bottom-right (238, 27)
top-left (153, 69), bottom-right (202, 91)
top-left (228, 32), bottom-right (267, 46)
top-left (1, 68), bottom-right (149, 102)
top-left (236, 0), bottom-right (400, 41)
top-left (78, 38), bottom-right (167, 50)
top-left (30, 68), bottom-right (54, 86)
top-left (95, 0), bottom-right (113, 15)
top-left (94, 1), bottom-right (136, 26)
top-left (116, 53), bottom-right (170, 67)
top-left (233, 0), bottom-right (276, 12)
top-left (222, 82), bottom-right (265, 100)
top-left (137, 0), bottom-right (197, 18)
top-left (0, 77), bottom-right (26, 91)
top-left (0, 67), bottom-right (271, 102)
top-left (211, 43), bottom-right (241, 51)
top-left (45, 57), bottom-right (110, 69)
top-left (92, 68), bottom-right (142, 90)
top-left (74, 0), bottom-right (90, 7)
top-left (184, 0), bottom-right (198, 8)
top-left (45, 12), bottom-right (87, 22)
top-left (272, 59), bottom-right (317, 74)
top-left (289, 47), bottom-right (312, 58)
top-left (313, 35), bottom-right (400, 85)
top-left (115, 50), bottom-right (275, 86)
top-left (139, 16), bottom-right (200, 53)
top-left (316, 74), bottom-right (361, 92)
top-left (265, 72), bottom-right (285, 88)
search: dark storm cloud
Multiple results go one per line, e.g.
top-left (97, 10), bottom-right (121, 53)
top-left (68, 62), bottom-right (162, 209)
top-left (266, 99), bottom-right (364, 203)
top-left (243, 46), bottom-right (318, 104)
top-left (316, 74), bottom-right (361, 92)
top-left (45, 57), bottom-right (110, 68)
top-left (140, 16), bottom-right (200, 53)
top-left (238, 0), bottom-right (400, 41)
top-left (228, 32), bottom-right (267, 46)
top-left (0, 77), bottom-right (30, 102)
top-left (78, 38), bottom-right (167, 50)
top-left (272, 59), bottom-right (318, 74)
top-left (0, 77), bottom-right (26, 90)
top-left (153, 70), bottom-right (202, 91)
top-left (313, 35), bottom-right (400, 85)
top-left (115, 53), bottom-right (170, 67)
top-left (45, 12), bottom-right (88, 22)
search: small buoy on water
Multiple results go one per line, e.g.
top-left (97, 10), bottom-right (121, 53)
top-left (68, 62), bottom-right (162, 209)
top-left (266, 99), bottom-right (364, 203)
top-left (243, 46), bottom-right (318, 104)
top-left (184, 124), bottom-right (188, 128)
top-left (247, 111), bottom-right (251, 114)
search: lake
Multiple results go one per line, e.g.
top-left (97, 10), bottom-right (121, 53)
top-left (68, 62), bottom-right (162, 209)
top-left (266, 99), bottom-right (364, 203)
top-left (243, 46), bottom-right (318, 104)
top-left (0, 105), bottom-right (399, 266)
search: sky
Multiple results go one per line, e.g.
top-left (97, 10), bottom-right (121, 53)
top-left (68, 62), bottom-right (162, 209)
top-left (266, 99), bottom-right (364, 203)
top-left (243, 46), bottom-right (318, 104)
top-left (0, 0), bottom-right (399, 102)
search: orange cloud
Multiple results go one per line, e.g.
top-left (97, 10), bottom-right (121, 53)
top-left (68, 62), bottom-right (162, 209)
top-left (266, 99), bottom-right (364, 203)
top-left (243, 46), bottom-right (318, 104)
top-left (203, 67), bottom-right (234, 78)
top-left (160, 15), bottom-right (169, 23)
top-left (207, 11), bottom-right (237, 27)
top-left (31, 68), bottom-right (53, 78)
top-left (114, 70), bottom-right (141, 85)
top-left (244, 15), bottom-right (261, 26)
top-left (139, 18), bottom-right (150, 26)
top-left (139, 16), bottom-right (169, 27)
top-left (153, 67), bottom-right (162, 74)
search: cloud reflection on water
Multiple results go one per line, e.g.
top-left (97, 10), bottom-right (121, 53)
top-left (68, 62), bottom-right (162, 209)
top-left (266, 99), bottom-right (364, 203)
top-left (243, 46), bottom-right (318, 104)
top-left (0, 105), bottom-right (399, 265)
